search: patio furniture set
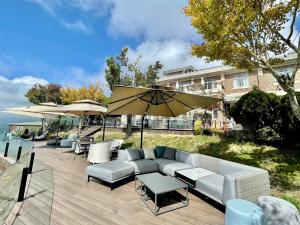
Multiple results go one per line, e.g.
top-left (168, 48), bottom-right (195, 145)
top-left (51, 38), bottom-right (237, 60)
top-left (86, 146), bottom-right (271, 216)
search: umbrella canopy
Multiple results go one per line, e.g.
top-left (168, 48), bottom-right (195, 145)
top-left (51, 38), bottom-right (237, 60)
top-left (107, 85), bottom-right (220, 116)
top-left (107, 85), bottom-right (221, 148)
top-left (53, 99), bottom-right (107, 116)
top-left (2, 110), bottom-right (45, 118)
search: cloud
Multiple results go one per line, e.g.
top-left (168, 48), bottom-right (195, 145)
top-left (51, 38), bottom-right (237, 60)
top-left (0, 75), bottom-right (48, 109)
top-left (60, 19), bottom-right (93, 34)
top-left (127, 39), bottom-right (222, 74)
top-left (25, 0), bottom-right (95, 34)
top-left (107, 0), bottom-right (197, 41)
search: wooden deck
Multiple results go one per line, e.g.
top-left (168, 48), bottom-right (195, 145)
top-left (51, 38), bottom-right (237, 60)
top-left (23, 142), bottom-right (224, 225)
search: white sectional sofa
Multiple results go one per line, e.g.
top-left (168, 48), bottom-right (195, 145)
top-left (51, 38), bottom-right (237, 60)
top-left (86, 147), bottom-right (270, 205)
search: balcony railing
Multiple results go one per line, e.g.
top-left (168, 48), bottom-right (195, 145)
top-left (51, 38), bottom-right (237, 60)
top-left (0, 139), bottom-right (34, 224)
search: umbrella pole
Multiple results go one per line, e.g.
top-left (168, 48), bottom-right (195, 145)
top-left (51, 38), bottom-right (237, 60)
top-left (140, 115), bottom-right (145, 149)
top-left (102, 116), bottom-right (106, 141)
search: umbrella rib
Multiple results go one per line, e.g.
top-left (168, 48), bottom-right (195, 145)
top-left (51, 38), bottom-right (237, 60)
top-left (109, 91), bottom-right (152, 104)
top-left (144, 91), bottom-right (156, 114)
top-left (165, 102), bottom-right (176, 117)
top-left (164, 92), bottom-right (195, 110)
top-left (107, 97), bottom-right (140, 115)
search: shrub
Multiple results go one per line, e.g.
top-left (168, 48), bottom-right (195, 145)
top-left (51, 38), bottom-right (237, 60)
top-left (194, 120), bottom-right (202, 135)
top-left (230, 88), bottom-right (300, 144)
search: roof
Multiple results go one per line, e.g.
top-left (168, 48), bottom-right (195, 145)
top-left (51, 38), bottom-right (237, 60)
top-left (163, 65), bottom-right (197, 75)
top-left (157, 52), bottom-right (298, 83)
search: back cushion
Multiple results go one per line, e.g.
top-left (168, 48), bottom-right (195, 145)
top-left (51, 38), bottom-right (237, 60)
top-left (176, 150), bottom-right (195, 166)
top-left (163, 147), bottom-right (176, 160)
top-left (117, 150), bottom-right (128, 161)
top-left (126, 149), bottom-right (141, 161)
top-left (219, 160), bottom-right (253, 176)
top-left (196, 154), bottom-right (221, 173)
top-left (154, 146), bottom-right (166, 158)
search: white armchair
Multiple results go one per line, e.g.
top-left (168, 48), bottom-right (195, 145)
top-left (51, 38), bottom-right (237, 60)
top-left (87, 142), bottom-right (112, 164)
top-left (60, 133), bottom-right (79, 147)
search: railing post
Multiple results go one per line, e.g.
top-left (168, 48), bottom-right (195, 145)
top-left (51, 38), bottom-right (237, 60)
top-left (18, 167), bottom-right (29, 202)
top-left (16, 146), bottom-right (22, 161)
top-left (167, 120), bottom-right (170, 130)
top-left (28, 152), bottom-right (35, 174)
top-left (4, 142), bottom-right (9, 157)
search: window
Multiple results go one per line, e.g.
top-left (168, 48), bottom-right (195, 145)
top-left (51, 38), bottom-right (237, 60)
top-left (233, 73), bottom-right (249, 89)
top-left (204, 78), bottom-right (218, 90)
top-left (275, 66), bottom-right (294, 77)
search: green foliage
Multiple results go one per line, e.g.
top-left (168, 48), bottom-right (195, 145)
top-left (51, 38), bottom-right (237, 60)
top-left (104, 47), bottom-right (163, 91)
top-left (194, 120), bottom-right (202, 135)
top-left (230, 89), bottom-right (300, 143)
top-left (25, 83), bottom-right (62, 104)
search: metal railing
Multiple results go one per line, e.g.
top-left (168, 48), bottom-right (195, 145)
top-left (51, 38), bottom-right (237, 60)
top-left (0, 139), bottom-right (34, 224)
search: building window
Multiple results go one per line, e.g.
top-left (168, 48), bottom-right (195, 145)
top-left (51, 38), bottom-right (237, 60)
top-left (233, 73), bottom-right (249, 89)
top-left (274, 66), bottom-right (295, 84)
top-left (204, 78), bottom-right (218, 90)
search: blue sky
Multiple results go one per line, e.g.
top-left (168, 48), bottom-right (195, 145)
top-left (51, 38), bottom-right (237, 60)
top-left (1, 0), bottom-right (224, 111)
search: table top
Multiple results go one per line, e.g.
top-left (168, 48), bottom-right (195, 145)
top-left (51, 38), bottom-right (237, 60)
top-left (137, 173), bottom-right (187, 194)
top-left (175, 168), bottom-right (215, 181)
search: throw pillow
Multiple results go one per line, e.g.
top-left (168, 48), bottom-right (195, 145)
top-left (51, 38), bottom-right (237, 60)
top-left (163, 147), bottom-right (176, 160)
top-left (143, 148), bottom-right (156, 160)
top-left (154, 146), bottom-right (166, 158)
top-left (126, 149), bottom-right (140, 161)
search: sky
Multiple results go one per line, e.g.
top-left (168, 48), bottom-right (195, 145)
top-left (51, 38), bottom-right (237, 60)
top-left (0, 0), bottom-right (224, 113)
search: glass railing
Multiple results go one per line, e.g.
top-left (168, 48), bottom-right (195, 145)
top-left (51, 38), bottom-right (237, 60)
top-left (0, 139), bottom-right (33, 224)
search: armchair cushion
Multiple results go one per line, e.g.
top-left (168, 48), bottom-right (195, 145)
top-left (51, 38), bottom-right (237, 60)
top-left (125, 159), bottom-right (158, 174)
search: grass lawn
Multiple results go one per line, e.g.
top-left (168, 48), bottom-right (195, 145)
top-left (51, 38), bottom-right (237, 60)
top-left (96, 131), bottom-right (300, 209)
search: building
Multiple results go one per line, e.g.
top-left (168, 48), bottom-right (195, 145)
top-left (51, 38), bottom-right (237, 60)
top-left (156, 53), bottom-right (300, 129)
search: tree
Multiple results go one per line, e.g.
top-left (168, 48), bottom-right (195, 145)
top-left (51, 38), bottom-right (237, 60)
top-left (25, 83), bottom-right (62, 104)
top-left (60, 83), bottom-right (105, 105)
top-left (104, 48), bottom-right (163, 136)
top-left (185, 0), bottom-right (300, 121)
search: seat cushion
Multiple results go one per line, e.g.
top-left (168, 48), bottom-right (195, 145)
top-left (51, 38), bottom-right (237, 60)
top-left (156, 158), bottom-right (192, 176)
top-left (196, 174), bottom-right (224, 202)
top-left (86, 160), bottom-right (135, 183)
top-left (125, 159), bottom-right (158, 174)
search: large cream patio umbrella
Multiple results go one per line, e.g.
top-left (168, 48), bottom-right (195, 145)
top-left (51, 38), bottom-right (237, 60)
top-left (3, 103), bottom-right (78, 133)
top-left (107, 85), bottom-right (221, 148)
top-left (52, 99), bottom-right (107, 135)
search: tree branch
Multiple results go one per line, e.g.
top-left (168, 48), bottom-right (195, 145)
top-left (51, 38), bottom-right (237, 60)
top-left (288, 0), bottom-right (300, 40)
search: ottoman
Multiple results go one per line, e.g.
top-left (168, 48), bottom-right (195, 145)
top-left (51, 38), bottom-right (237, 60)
top-left (258, 196), bottom-right (300, 225)
top-left (86, 160), bottom-right (135, 190)
top-left (225, 199), bottom-right (263, 225)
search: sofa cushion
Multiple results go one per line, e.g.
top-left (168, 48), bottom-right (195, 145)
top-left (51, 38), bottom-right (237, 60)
top-left (219, 160), bottom-right (252, 176)
top-left (163, 147), bottom-right (176, 160)
top-left (144, 148), bottom-right (156, 160)
top-left (154, 146), bottom-right (166, 158)
top-left (86, 160), bottom-right (135, 182)
top-left (126, 149), bottom-right (141, 161)
top-left (176, 150), bottom-right (196, 167)
top-left (156, 158), bottom-right (192, 176)
top-left (196, 174), bottom-right (224, 202)
top-left (125, 159), bottom-right (158, 174)
top-left (195, 154), bottom-right (221, 173)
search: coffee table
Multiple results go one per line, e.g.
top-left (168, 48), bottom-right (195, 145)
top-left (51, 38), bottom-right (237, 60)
top-left (135, 173), bottom-right (189, 216)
